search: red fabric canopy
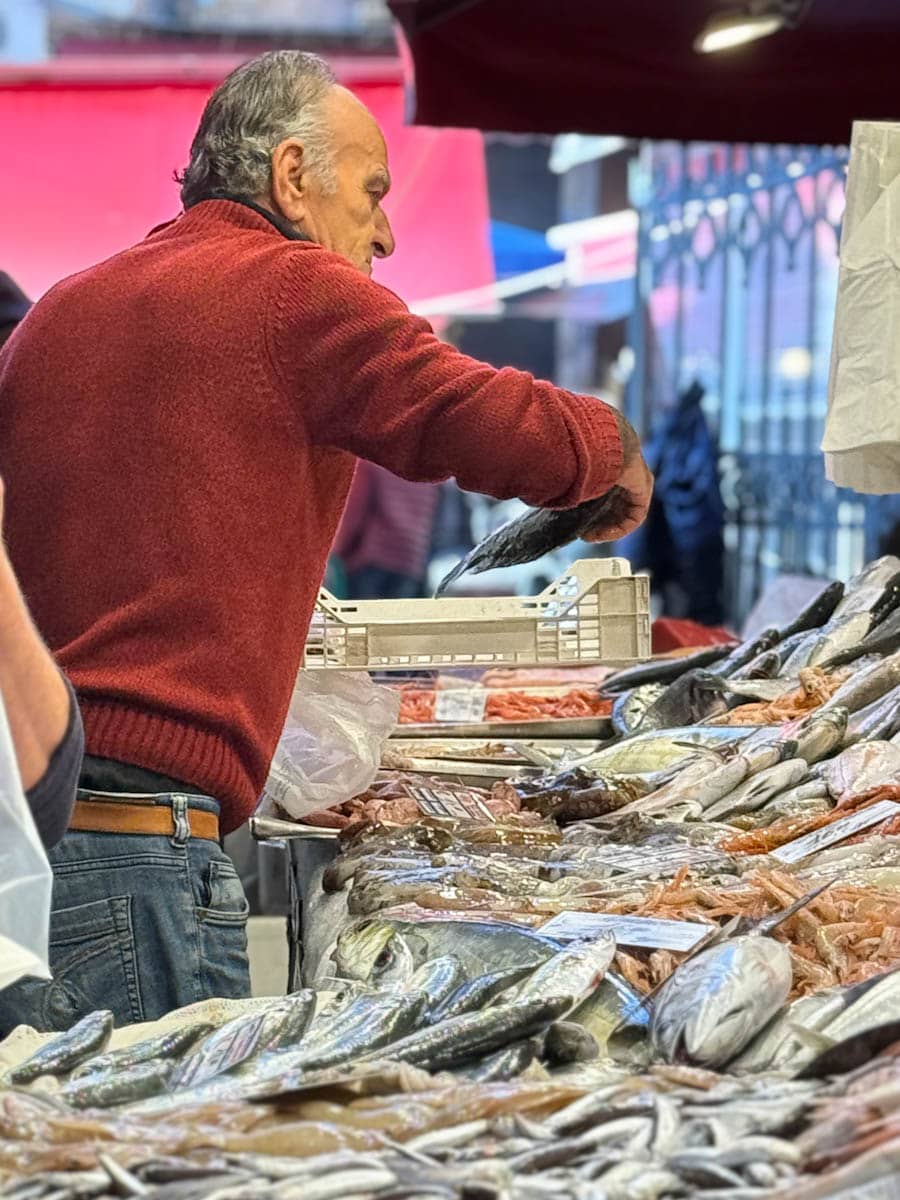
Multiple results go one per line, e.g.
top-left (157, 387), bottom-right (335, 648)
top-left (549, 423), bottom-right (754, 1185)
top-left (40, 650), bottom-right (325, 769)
top-left (0, 56), bottom-right (492, 305)
top-left (388, 0), bottom-right (900, 144)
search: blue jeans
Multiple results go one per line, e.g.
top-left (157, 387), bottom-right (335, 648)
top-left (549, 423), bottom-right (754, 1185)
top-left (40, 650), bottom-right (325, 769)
top-left (0, 793), bottom-right (250, 1034)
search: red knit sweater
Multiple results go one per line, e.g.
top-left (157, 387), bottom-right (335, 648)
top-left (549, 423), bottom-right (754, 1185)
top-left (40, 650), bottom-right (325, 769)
top-left (0, 201), bottom-right (623, 832)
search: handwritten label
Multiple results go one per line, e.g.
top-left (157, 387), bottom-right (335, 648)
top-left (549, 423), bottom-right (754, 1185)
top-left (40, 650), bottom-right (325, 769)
top-left (434, 689), bottom-right (488, 724)
top-left (540, 911), bottom-right (710, 952)
top-left (771, 799), bottom-right (900, 864)
top-left (408, 783), bottom-right (495, 821)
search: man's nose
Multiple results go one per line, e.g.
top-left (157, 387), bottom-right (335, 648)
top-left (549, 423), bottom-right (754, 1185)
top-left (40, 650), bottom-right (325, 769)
top-left (372, 209), bottom-right (395, 259)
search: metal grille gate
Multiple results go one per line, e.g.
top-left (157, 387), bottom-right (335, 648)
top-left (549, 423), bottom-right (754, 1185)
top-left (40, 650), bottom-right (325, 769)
top-left (625, 142), bottom-right (900, 628)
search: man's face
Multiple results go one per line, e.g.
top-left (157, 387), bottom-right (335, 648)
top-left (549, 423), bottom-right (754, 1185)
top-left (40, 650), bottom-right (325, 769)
top-left (277, 87), bottom-right (395, 275)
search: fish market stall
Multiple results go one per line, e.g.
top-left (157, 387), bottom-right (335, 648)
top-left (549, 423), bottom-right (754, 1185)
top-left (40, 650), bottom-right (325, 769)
top-left (6, 548), bottom-right (900, 1196)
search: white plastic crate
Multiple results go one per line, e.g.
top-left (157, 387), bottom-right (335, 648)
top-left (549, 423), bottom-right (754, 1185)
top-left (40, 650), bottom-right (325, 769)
top-left (304, 558), bottom-right (650, 671)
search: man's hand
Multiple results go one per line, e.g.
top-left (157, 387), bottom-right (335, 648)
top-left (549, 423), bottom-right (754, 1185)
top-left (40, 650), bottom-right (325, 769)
top-left (583, 413), bottom-right (653, 543)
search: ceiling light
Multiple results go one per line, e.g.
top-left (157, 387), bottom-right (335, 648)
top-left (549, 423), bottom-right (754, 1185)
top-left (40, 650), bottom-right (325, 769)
top-left (695, 1), bottom-right (812, 54)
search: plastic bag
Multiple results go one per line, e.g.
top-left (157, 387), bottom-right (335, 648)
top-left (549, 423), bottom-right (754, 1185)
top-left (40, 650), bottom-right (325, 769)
top-left (0, 694), bottom-right (52, 991)
top-left (261, 671), bottom-right (400, 820)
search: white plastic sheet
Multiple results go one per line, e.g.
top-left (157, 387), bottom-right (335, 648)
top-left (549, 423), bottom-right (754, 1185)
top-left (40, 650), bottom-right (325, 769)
top-left (823, 120), bottom-right (900, 493)
top-left (261, 670), bottom-right (400, 820)
top-left (0, 694), bottom-right (52, 991)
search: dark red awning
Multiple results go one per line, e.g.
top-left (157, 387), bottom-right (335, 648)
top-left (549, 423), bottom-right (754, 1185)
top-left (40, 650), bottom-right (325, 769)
top-left (388, 0), bottom-right (900, 144)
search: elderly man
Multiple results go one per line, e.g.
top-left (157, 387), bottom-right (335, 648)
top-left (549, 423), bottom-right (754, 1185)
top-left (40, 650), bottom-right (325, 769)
top-left (0, 51), bottom-right (652, 1028)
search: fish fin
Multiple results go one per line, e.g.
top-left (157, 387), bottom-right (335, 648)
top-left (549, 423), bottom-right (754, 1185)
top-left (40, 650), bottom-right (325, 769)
top-left (434, 556), bottom-right (473, 598)
top-left (785, 1023), bottom-right (836, 1053)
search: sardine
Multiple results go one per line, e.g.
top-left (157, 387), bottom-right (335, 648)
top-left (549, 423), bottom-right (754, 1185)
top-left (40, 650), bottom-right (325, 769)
top-left (285, 991), bottom-right (429, 1073)
top-left (171, 992), bottom-right (315, 1089)
top-left (361, 997), bottom-right (571, 1071)
top-left (704, 758), bottom-right (809, 822)
top-left (792, 708), bottom-right (848, 765)
top-left (602, 645), bottom-right (735, 694)
top-left (835, 555), bottom-right (900, 611)
top-left (461, 1038), bottom-right (538, 1082)
top-left (407, 956), bottom-right (467, 1018)
top-left (730, 649), bottom-right (782, 681)
top-left (821, 649), bottom-right (900, 714)
top-left (435, 486), bottom-right (631, 595)
top-left (777, 580), bottom-right (845, 640)
top-left (10, 1010), bottom-right (114, 1083)
top-left (511, 934), bottom-right (616, 1012)
top-left (62, 1058), bottom-right (174, 1109)
top-left (805, 613), bottom-right (873, 668)
top-left (717, 629), bottom-right (781, 678)
top-left (429, 965), bottom-right (534, 1023)
top-left (70, 1022), bottom-right (215, 1081)
top-left (650, 937), bottom-right (793, 1068)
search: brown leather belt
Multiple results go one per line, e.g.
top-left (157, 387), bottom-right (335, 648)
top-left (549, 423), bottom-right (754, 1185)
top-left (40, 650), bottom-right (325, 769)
top-left (70, 797), bottom-right (220, 842)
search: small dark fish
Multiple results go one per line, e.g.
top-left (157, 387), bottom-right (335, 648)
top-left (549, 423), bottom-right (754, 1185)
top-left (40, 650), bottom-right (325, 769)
top-left (363, 997), bottom-right (571, 1071)
top-left (777, 580), bottom-right (845, 640)
top-left (717, 628), bottom-right (781, 678)
top-left (541, 1020), bottom-right (600, 1066)
top-left (602, 644), bottom-right (735, 694)
top-left (435, 487), bottom-right (630, 595)
top-left (293, 992), bottom-right (429, 1072)
top-left (462, 1038), bottom-right (537, 1082)
top-left (10, 1010), bottom-right (115, 1083)
top-left (796, 1018), bottom-right (900, 1079)
top-left (71, 1022), bottom-right (215, 1080)
top-left (730, 648), bottom-right (782, 682)
top-left (869, 569), bottom-right (900, 628)
top-left (430, 965), bottom-right (535, 1023)
top-left (823, 625), bottom-right (900, 670)
top-left (637, 669), bottom-right (728, 730)
top-left (63, 1058), bottom-right (174, 1109)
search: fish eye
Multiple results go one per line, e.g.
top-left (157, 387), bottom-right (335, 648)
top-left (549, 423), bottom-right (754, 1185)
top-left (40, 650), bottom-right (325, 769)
top-left (374, 947), bottom-right (394, 969)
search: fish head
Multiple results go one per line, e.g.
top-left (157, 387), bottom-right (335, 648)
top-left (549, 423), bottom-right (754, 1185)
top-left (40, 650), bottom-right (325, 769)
top-left (333, 920), bottom-right (419, 987)
top-left (681, 939), bottom-right (794, 1067)
top-left (685, 672), bottom-right (729, 721)
top-left (651, 938), bottom-right (792, 1069)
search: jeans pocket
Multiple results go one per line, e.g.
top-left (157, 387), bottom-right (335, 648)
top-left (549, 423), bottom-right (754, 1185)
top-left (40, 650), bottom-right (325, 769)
top-left (0, 896), bottom-right (144, 1033)
top-left (195, 854), bottom-right (251, 1002)
top-left (198, 859), bottom-right (251, 925)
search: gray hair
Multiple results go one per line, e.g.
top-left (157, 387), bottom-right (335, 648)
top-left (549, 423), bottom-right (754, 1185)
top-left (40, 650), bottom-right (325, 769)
top-left (178, 50), bottom-right (338, 209)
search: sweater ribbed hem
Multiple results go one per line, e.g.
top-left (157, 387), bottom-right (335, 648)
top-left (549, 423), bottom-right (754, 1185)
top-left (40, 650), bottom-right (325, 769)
top-left (80, 700), bottom-right (256, 834)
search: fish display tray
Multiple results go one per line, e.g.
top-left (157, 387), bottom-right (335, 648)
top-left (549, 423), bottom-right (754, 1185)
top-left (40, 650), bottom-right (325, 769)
top-left (303, 559), bottom-right (651, 671)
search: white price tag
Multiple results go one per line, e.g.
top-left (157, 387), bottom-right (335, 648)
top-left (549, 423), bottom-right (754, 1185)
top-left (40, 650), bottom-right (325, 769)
top-left (771, 800), bottom-right (900, 864)
top-left (586, 845), bottom-right (723, 875)
top-left (434, 689), bottom-right (488, 724)
top-left (540, 912), bottom-right (710, 952)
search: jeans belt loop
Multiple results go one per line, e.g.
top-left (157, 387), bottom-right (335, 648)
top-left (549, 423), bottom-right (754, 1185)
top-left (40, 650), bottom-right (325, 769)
top-left (170, 795), bottom-right (190, 848)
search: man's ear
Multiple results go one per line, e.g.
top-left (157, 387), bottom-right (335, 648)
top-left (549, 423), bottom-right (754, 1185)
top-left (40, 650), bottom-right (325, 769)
top-left (270, 139), bottom-right (309, 225)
